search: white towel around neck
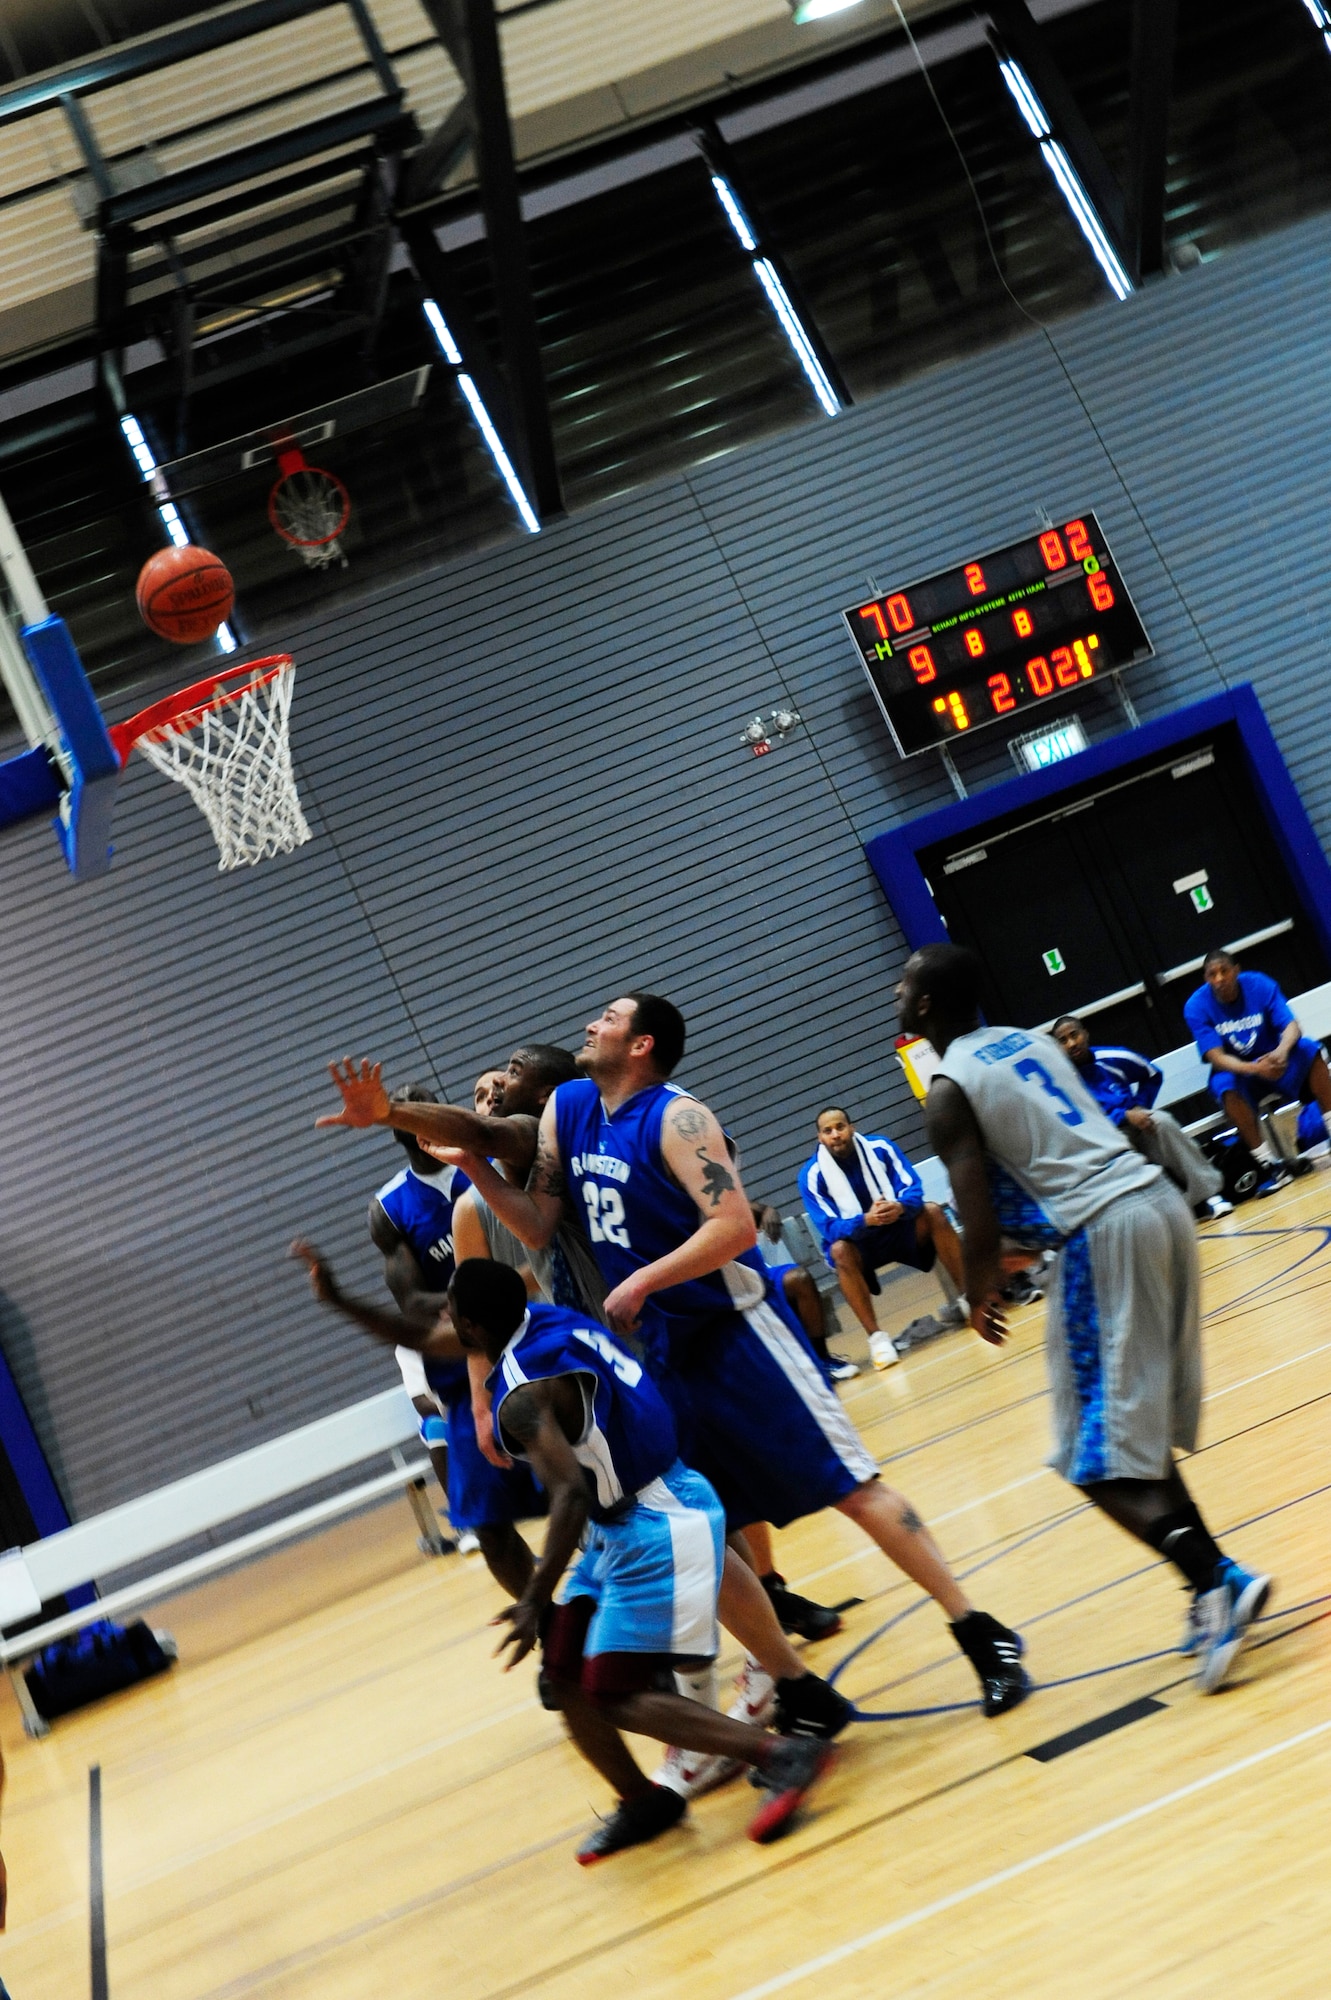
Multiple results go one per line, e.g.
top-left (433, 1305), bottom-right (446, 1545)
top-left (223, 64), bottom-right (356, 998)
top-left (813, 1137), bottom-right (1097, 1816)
top-left (815, 1134), bottom-right (897, 1219)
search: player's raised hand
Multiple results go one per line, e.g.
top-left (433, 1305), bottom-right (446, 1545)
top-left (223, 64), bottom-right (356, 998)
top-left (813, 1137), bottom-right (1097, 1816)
top-left (316, 1057), bottom-right (391, 1129)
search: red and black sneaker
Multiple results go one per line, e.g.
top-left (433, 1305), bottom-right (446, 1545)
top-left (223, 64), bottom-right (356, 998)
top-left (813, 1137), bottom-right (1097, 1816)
top-left (575, 1783), bottom-right (687, 1865)
top-left (747, 1736), bottom-right (837, 1845)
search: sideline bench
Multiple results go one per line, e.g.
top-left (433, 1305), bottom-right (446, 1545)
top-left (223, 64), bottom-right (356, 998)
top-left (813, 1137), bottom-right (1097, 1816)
top-left (0, 1386), bottom-right (437, 1736)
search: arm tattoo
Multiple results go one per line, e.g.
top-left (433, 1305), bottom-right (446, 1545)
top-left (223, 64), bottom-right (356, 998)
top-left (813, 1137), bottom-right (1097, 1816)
top-left (499, 1384), bottom-right (542, 1447)
top-left (697, 1150), bottom-right (736, 1208)
top-left (528, 1127), bottom-right (565, 1198)
top-left (669, 1103), bottom-right (709, 1141)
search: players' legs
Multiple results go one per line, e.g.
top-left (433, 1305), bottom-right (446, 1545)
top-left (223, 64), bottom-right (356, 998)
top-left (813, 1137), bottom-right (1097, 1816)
top-left (835, 1479), bottom-right (970, 1620)
top-left (410, 1393), bottom-right (451, 1497)
top-left (829, 1236), bottom-right (879, 1335)
top-left (717, 1546), bottom-right (817, 1683)
top-left (1053, 1183), bottom-right (1271, 1690)
top-left (1307, 1049), bottom-right (1331, 1114)
top-left (780, 1266), bottom-right (833, 1360)
top-left (1219, 1086), bottom-right (1264, 1154)
top-left (476, 1522), bottom-right (535, 1599)
top-left (735, 1523), bottom-right (770, 1571)
top-left (1079, 1459), bottom-right (1223, 1587)
top-left (917, 1201), bottom-right (966, 1295)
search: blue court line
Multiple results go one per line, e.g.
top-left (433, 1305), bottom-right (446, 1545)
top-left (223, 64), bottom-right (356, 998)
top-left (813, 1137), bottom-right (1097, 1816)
top-left (832, 1475), bottom-right (1331, 1716)
top-left (842, 1594), bottom-right (1331, 1721)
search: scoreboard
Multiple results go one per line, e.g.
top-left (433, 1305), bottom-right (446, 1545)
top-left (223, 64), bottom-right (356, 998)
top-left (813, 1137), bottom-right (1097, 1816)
top-left (842, 513), bottom-right (1152, 758)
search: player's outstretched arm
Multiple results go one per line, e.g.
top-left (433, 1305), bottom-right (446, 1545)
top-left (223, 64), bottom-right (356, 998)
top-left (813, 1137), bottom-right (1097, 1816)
top-left (464, 1096), bottom-right (566, 1251)
top-left (490, 1381), bottom-right (588, 1668)
top-left (924, 1080), bottom-right (1007, 1345)
top-left (369, 1202), bottom-right (456, 1323)
top-left (601, 1097), bottom-right (758, 1335)
top-left (316, 1057), bottom-right (534, 1166)
top-left (290, 1240), bottom-right (464, 1359)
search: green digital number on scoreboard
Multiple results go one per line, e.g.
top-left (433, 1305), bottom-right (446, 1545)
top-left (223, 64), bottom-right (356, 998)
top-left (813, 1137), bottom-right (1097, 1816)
top-left (843, 512), bottom-right (1153, 758)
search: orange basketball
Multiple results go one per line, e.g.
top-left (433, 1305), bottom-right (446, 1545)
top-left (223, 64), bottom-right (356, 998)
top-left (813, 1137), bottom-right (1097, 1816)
top-left (136, 545), bottom-right (234, 644)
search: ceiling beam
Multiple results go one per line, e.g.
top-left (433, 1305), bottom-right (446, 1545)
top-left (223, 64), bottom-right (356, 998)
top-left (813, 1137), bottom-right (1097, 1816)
top-left (1126, 0), bottom-right (1177, 280)
top-left (416, 0), bottom-right (561, 518)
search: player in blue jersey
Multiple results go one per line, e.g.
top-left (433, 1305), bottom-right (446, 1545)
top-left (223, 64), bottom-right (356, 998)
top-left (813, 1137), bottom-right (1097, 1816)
top-left (1051, 1017), bottom-right (1230, 1219)
top-left (458, 990), bottom-right (1030, 1722)
top-left (293, 1219), bottom-right (544, 1598)
top-left (1183, 948), bottom-right (1331, 1195)
top-left (320, 1056), bottom-right (855, 1766)
top-left (370, 1081), bottom-right (471, 1532)
top-left (449, 1259), bottom-right (836, 1862)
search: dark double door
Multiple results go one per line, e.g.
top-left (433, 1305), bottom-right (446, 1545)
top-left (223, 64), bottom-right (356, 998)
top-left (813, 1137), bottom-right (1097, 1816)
top-left (922, 727), bottom-right (1328, 1055)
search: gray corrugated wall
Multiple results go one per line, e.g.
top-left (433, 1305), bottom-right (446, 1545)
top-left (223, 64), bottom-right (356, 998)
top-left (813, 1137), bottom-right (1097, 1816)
top-left (3, 208), bottom-right (1329, 1517)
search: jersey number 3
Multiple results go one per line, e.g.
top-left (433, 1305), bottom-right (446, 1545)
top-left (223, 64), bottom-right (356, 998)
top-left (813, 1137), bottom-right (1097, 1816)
top-left (583, 1182), bottom-right (631, 1249)
top-left (1014, 1057), bottom-right (1085, 1127)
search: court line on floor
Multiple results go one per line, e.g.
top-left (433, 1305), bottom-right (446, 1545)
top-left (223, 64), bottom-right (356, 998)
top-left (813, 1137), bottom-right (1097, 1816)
top-left (794, 1470), bottom-right (1057, 1588)
top-left (1204, 1335), bottom-right (1331, 1402)
top-left (89, 1763), bottom-right (108, 2000)
top-left (721, 1715), bottom-right (1331, 2000)
top-left (841, 1467), bottom-right (1331, 1708)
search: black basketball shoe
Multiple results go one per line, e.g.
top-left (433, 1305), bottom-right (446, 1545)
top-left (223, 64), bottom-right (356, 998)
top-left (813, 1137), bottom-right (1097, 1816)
top-left (575, 1783), bottom-right (687, 1865)
top-left (949, 1610), bottom-right (1031, 1716)
top-left (773, 1670), bottom-right (856, 1740)
top-left (762, 1571), bottom-right (844, 1640)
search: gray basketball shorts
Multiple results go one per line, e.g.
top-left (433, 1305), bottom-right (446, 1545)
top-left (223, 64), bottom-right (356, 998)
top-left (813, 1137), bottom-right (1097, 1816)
top-left (1043, 1177), bottom-right (1202, 1484)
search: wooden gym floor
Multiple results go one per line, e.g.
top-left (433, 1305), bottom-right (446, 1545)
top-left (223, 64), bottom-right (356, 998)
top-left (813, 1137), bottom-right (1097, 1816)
top-left (5, 1173), bottom-right (1331, 2000)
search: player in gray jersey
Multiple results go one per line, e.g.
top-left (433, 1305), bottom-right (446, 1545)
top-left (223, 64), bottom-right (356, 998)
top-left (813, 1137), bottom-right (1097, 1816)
top-left (899, 942), bottom-right (1273, 1695)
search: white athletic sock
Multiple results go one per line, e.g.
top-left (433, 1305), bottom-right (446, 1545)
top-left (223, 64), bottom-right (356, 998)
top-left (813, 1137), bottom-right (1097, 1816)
top-left (674, 1663), bottom-right (718, 1708)
top-left (1252, 1140), bottom-right (1276, 1166)
top-left (1322, 1110), bottom-right (1331, 1141)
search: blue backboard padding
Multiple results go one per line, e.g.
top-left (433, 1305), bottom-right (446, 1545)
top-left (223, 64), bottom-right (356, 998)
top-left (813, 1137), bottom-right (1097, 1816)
top-left (0, 1342), bottom-right (71, 1542)
top-left (0, 743), bottom-right (60, 827)
top-left (20, 615), bottom-right (119, 880)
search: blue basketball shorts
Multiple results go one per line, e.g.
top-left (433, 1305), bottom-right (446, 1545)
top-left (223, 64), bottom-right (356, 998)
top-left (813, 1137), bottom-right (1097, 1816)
top-left (444, 1394), bottom-right (545, 1530)
top-left (661, 1299), bottom-right (878, 1532)
top-left (552, 1460), bottom-right (725, 1676)
top-left (836, 1211), bottom-right (936, 1294)
top-left (1206, 1034), bottom-right (1322, 1112)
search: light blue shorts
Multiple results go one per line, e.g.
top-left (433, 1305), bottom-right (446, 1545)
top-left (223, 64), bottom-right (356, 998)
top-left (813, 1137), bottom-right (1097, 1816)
top-left (562, 1459), bottom-right (725, 1660)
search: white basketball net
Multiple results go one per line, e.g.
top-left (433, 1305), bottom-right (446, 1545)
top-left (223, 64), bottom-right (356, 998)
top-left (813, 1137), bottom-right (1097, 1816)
top-left (270, 468), bottom-right (348, 570)
top-left (133, 660), bottom-right (312, 871)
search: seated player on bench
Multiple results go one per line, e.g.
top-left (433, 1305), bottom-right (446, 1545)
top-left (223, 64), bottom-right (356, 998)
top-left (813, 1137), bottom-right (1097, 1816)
top-left (1050, 1016), bottom-right (1232, 1220)
top-left (751, 1202), bottom-right (858, 1380)
top-left (448, 1259), bottom-right (836, 1864)
top-left (1182, 948), bottom-right (1331, 1196)
top-left (799, 1105), bottom-right (966, 1370)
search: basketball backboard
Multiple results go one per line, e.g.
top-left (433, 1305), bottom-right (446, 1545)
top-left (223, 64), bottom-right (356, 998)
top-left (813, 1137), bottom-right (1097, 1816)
top-left (157, 366), bottom-right (432, 494)
top-left (0, 485), bottom-right (118, 881)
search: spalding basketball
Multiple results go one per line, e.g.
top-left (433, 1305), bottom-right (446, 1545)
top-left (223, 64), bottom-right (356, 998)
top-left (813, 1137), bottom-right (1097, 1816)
top-left (136, 545), bottom-right (234, 644)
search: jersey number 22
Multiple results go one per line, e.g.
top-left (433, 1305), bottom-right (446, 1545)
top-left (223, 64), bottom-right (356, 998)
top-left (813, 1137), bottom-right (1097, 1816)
top-left (583, 1182), bottom-right (631, 1248)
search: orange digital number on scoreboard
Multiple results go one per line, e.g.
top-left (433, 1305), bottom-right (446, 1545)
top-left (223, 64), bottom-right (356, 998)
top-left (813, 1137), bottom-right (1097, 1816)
top-left (841, 510), bottom-right (1151, 757)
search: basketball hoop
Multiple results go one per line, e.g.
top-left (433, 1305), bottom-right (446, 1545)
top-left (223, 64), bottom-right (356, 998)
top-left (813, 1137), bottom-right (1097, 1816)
top-left (109, 655), bottom-right (313, 872)
top-left (268, 444), bottom-right (350, 570)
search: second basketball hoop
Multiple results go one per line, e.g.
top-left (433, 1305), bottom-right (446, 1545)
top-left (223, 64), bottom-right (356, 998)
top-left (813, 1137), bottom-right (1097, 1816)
top-left (268, 442), bottom-right (350, 571)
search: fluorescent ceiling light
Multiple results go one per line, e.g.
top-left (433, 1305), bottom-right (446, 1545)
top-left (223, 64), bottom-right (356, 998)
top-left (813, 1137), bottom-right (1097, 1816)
top-left (790, 0), bottom-right (866, 21)
top-left (706, 171), bottom-right (843, 416)
top-left (423, 300), bottom-right (541, 534)
top-left (997, 58), bottom-right (1133, 301)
